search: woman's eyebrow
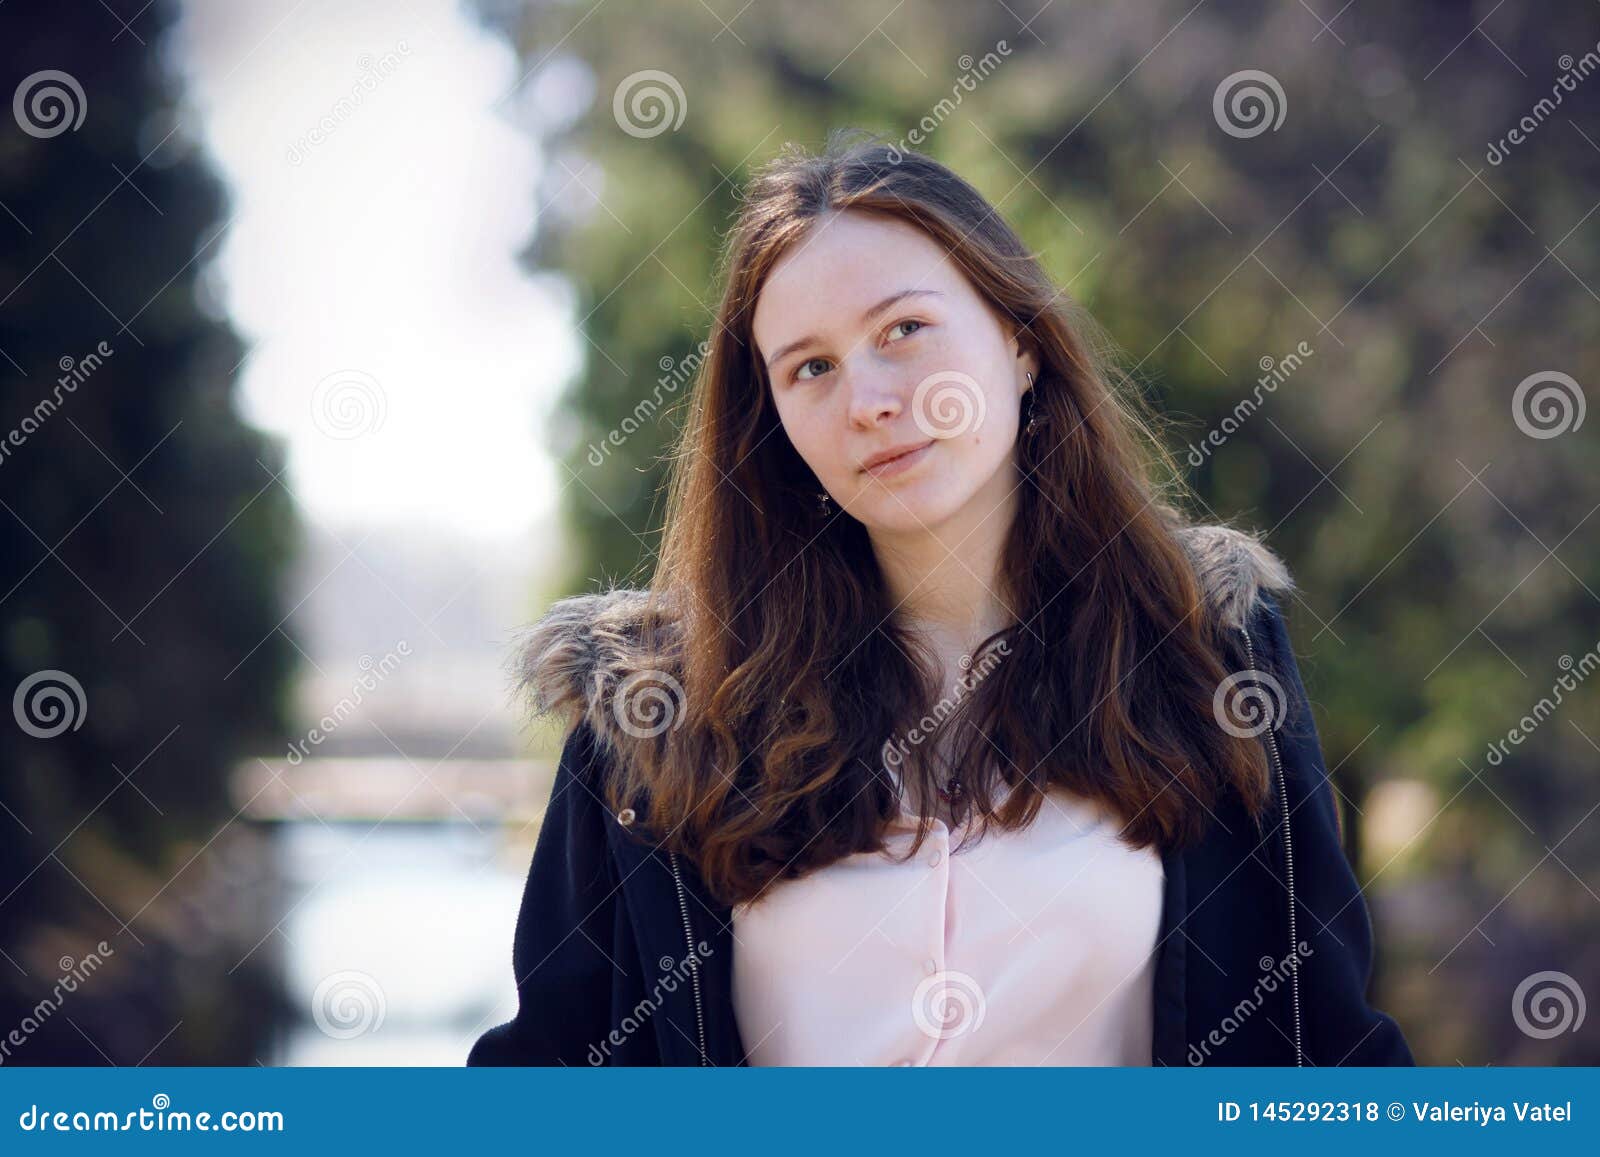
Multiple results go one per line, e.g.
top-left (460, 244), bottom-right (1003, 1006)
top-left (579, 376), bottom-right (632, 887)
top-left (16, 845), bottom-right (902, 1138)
top-left (763, 288), bottom-right (945, 370)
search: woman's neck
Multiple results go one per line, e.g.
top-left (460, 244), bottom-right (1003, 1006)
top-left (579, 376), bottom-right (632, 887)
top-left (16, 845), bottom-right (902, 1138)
top-left (869, 489), bottom-right (1018, 694)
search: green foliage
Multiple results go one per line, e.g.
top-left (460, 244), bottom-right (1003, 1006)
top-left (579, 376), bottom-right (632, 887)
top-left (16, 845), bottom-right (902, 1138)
top-left (501, 0), bottom-right (1599, 1063)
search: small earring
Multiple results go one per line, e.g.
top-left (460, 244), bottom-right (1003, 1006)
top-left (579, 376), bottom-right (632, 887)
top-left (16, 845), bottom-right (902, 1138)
top-left (1023, 371), bottom-right (1040, 436)
top-left (816, 490), bottom-right (833, 516)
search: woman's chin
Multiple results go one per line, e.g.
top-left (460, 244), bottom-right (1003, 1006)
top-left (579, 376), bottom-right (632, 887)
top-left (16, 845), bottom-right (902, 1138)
top-left (849, 485), bottom-right (964, 535)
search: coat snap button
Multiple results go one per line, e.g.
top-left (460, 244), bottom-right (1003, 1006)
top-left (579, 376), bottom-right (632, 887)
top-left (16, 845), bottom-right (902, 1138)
top-left (616, 807), bottom-right (636, 826)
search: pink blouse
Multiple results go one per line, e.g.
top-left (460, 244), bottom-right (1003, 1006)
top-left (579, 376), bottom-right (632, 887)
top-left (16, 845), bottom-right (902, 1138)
top-left (730, 779), bottom-right (1166, 1066)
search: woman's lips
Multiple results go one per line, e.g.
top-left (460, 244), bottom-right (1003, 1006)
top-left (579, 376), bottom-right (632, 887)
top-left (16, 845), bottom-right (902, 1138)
top-left (861, 439), bottom-right (934, 479)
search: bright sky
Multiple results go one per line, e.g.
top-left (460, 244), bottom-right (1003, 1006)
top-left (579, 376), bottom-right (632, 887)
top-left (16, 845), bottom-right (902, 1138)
top-left (172, 0), bottom-right (582, 540)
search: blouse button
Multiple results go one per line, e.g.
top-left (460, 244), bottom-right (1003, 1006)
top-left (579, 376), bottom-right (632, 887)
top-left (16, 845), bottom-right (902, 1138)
top-left (616, 807), bottom-right (636, 826)
top-left (927, 850), bottom-right (942, 867)
top-left (923, 958), bottom-right (938, 975)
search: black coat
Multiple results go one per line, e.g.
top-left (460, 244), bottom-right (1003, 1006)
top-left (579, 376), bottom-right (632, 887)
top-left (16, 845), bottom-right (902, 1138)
top-left (468, 525), bottom-right (1414, 1067)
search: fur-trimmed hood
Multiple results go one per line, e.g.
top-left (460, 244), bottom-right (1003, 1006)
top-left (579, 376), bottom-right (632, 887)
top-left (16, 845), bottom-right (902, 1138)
top-left (507, 523), bottom-right (1293, 757)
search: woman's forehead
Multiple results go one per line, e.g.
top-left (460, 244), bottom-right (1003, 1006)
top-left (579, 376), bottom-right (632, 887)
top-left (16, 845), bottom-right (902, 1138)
top-left (752, 213), bottom-right (964, 345)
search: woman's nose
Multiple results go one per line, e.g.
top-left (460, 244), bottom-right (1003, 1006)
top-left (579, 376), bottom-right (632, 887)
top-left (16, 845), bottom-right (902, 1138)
top-left (846, 374), bottom-right (904, 429)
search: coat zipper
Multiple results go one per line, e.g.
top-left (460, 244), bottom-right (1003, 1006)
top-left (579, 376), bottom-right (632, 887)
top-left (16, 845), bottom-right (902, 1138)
top-left (667, 850), bottom-right (709, 1066)
top-left (1240, 624), bottom-right (1304, 1067)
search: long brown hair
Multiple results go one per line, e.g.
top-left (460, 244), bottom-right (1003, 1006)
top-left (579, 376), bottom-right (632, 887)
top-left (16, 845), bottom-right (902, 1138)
top-left (609, 130), bottom-right (1272, 908)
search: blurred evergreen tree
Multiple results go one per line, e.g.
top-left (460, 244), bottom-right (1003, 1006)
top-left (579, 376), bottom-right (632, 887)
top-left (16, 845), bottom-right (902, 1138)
top-left (0, 0), bottom-right (295, 1063)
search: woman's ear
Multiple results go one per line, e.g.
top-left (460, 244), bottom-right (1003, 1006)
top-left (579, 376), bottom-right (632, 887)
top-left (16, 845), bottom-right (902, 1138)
top-left (1012, 330), bottom-right (1040, 392)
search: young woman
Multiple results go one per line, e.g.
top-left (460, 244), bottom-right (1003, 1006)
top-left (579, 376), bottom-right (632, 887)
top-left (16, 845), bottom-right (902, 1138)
top-left (468, 133), bottom-right (1414, 1067)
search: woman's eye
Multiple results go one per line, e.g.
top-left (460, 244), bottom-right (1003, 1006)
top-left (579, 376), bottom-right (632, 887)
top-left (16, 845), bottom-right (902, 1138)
top-left (794, 357), bottom-right (832, 381)
top-left (790, 322), bottom-right (921, 382)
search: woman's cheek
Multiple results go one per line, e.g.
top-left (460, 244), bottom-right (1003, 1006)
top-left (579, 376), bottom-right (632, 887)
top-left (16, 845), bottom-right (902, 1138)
top-left (911, 336), bottom-right (953, 375)
top-left (803, 431), bottom-right (847, 491)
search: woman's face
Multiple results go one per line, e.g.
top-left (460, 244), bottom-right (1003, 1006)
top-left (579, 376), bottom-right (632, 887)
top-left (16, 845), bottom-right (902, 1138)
top-left (752, 210), bottom-right (1037, 538)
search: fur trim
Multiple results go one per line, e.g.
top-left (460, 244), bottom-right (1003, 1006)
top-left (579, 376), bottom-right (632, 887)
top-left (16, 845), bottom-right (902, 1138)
top-left (1174, 522), bottom-right (1295, 632)
top-left (507, 524), bottom-right (1293, 749)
